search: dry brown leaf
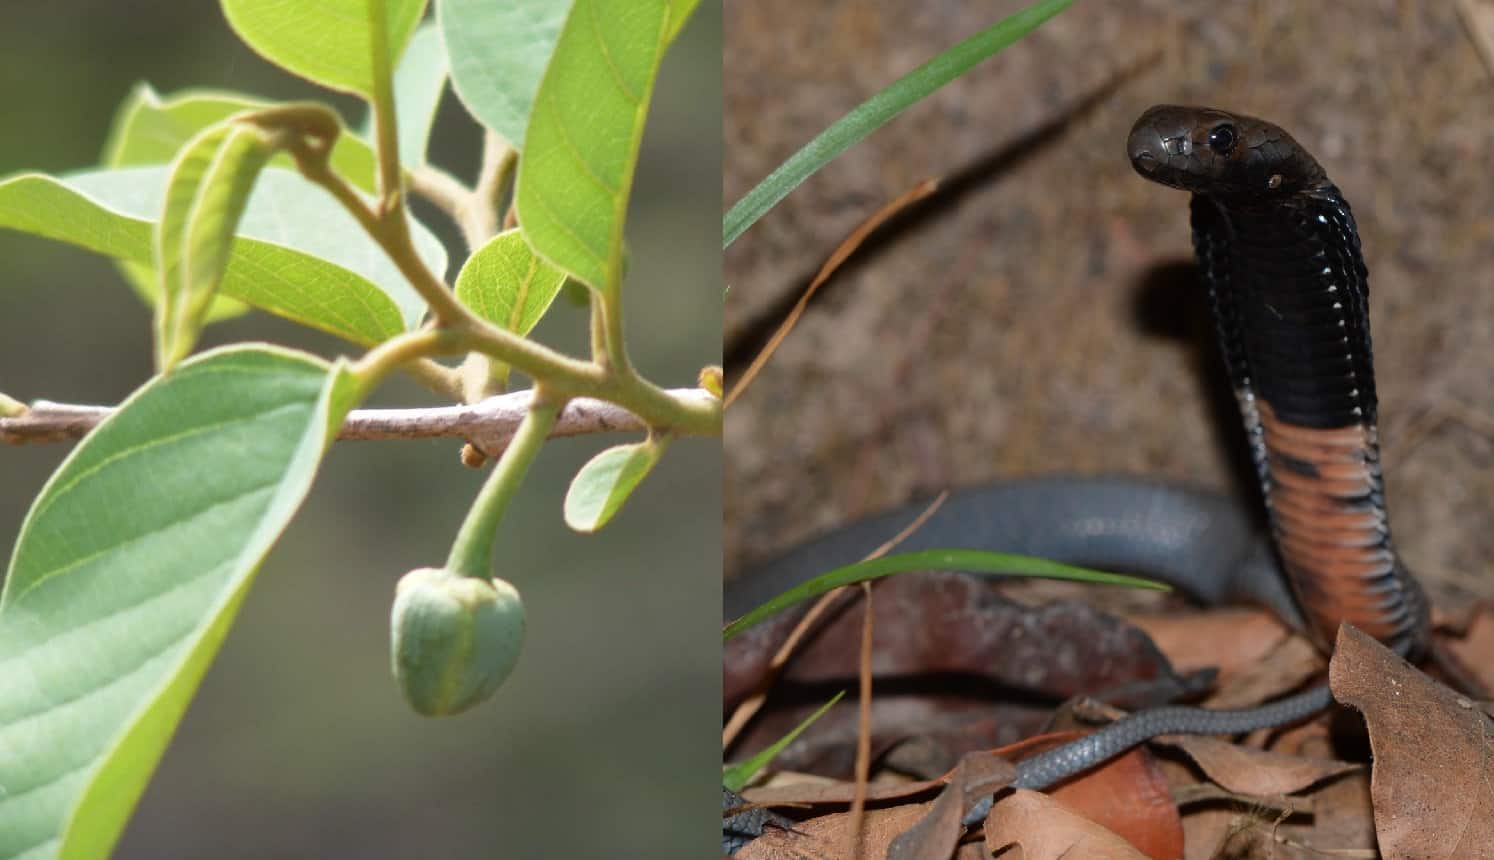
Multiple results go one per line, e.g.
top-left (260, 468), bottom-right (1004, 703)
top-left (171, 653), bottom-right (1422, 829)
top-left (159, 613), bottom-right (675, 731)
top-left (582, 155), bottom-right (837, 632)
top-left (1202, 632), bottom-right (1323, 710)
top-left (1127, 608), bottom-right (1291, 679)
top-left (746, 776), bottom-right (945, 807)
top-left (985, 789), bottom-right (1149, 860)
top-left (1156, 734), bottom-right (1358, 796)
top-left (734, 802), bottom-right (990, 860)
top-left (1442, 605), bottom-right (1494, 695)
top-left (736, 801), bottom-right (935, 859)
top-left (1276, 769), bottom-right (1378, 858)
top-left (1329, 624), bottom-right (1494, 858)
top-left (1048, 745), bottom-right (1183, 860)
top-left (1264, 717), bottom-right (1334, 761)
top-left (886, 751), bottom-right (1015, 860)
top-left (1459, 0), bottom-right (1494, 77)
top-left (1180, 771), bottom-right (1373, 860)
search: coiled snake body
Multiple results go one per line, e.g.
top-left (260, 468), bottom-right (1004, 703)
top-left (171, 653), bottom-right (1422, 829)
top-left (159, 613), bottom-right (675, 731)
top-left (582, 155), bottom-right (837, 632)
top-left (724, 106), bottom-right (1431, 846)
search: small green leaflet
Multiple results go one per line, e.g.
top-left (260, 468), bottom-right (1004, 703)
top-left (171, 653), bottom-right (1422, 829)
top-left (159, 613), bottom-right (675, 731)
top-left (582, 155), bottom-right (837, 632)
top-left (563, 436), bottom-right (669, 533)
top-left (454, 229), bottom-right (568, 337)
top-left (154, 119), bottom-right (280, 371)
top-left (454, 229), bottom-right (569, 391)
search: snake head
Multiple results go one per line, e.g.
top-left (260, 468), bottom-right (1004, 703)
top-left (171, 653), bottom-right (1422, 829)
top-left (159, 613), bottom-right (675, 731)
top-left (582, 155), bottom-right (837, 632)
top-left (1127, 104), bottom-right (1328, 197)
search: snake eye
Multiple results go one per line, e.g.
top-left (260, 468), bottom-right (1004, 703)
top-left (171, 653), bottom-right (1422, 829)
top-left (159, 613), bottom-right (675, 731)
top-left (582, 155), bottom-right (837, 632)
top-left (1207, 124), bottom-right (1237, 154)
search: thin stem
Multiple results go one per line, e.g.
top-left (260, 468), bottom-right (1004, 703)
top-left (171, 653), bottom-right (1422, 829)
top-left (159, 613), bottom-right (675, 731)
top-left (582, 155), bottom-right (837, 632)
top-left (408, 138), bottom-right (515, 253)
top-left (365, 0), bottom-right (402, 208)
top-left (290, 146), bottom-right (468, 326)
top-left (445, 391), bottom-right (564, 577)
top-left (408, 165), bottom-right (469, 219)
top-left (589, 291), bottom-right (607, 364)
top-left (286, 133), bottom-right (607, 393)
top-left (403, 357), bottom-right (464, 400)
top-left (596, 288), bottom-right (631, 375)
top-left (352, 326), bottom-right (458, 396)
top-left (469, 132), bottom-right (515, 243)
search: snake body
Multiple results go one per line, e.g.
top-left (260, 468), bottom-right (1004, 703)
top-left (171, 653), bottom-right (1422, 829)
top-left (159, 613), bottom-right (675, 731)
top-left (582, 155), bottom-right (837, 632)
top-left (724, 106), bottom-right (1429, 848)
top-left (1129, 105), bottom-right (1427, 655)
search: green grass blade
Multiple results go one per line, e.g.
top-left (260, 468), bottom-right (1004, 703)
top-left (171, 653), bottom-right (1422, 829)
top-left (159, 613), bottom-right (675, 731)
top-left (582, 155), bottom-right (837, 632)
top-left (722, 690), bottom-right (845, 793)
top-left (723, 548), bottom-right (1166, 641)
top-left (721, 0), bottom-right (1073, 249)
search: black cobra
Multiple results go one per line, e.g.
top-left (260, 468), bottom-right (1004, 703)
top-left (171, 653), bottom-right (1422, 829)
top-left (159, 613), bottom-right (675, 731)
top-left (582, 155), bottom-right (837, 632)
top-left (1127, 105), bottom-right (1427, 655)
top-left (723, 106), bottom-right (1431, 847)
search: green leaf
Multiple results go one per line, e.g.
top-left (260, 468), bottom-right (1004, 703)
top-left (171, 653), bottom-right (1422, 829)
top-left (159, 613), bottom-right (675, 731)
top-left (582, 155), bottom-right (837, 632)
top-left (515, 0), bottom-right (688, 293)
top-left (662, 0), bottom-right (700, 44)
top-left (439, 0), bottom-right (571, 147)
top-left (103, 83), bottom-right (378, 193)
top-left (722, 549), bottom-right (1168, 640)
top-left (221, 0), bottom-right (429, 97)
top-left (99, 85), bottom-right (383, 325)
top-left (722, 0), bottom-right (1072, 249)
top-left (0, 345), bottom-right (358, 860)
top-left (357, 23), bottom-right (448, 166)
top-left (722, 691), bottom-right (844, 793)
top-left (78, 166), bottom-right (441, 330)
top-left (154, 121), bottom-right (280, 371)
top-left (0, 167), bottom-right (445, 342)
top-left (563, 436), bottom-right (668, 533)
top-left (453, 229), bottom-right (567, 336)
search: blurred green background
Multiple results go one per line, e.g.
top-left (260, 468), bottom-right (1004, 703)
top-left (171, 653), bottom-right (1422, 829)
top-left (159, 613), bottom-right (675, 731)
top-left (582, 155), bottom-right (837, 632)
top-left (0, 3), bottom-right (720, 857)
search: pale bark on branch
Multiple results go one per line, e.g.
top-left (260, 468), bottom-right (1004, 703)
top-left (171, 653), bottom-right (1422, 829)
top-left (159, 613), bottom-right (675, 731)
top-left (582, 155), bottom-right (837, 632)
top-left (1, 388), bottom-right (716, 454)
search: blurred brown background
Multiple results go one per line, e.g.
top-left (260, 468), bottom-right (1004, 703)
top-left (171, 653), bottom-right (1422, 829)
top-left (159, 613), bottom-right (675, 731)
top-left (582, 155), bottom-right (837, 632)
top-left (725, 1), bottom-right (1492, 609)
top-left (1, 2), bottom-right (720, 857)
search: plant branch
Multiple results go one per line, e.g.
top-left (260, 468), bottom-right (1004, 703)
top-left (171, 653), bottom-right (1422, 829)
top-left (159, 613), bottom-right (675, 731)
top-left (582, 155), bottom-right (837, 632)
top-left (454, 322), bottom-right (718, 436)
top-left (403, 357), bottom-right (465, 400)
top-left (407, 136), bottom-right (515, 253)
top-left (257, 24), bottom-right (719, 441)
top-left (408, 164), bottom-right (469, 218)
top-left (0, 389), bottom-right (718, 452)
top-left (468, 132), bottom-right (515, 244)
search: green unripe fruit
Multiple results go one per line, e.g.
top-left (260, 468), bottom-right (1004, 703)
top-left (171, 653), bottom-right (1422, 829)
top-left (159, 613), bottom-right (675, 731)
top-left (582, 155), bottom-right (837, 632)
top-left (390, 567), bottom-right (525, 717)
